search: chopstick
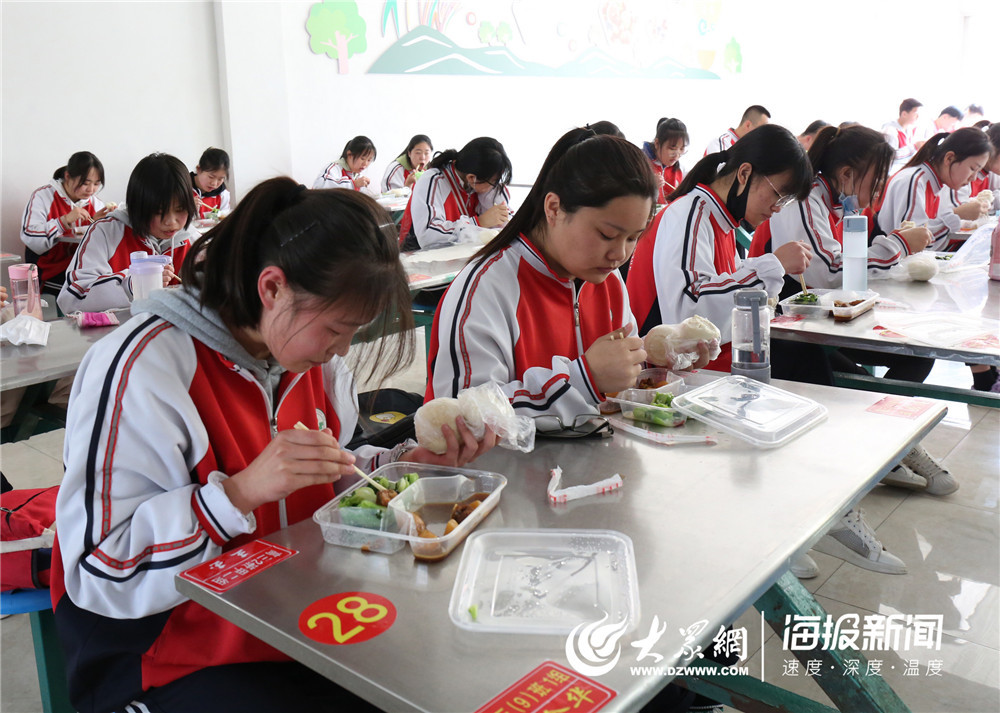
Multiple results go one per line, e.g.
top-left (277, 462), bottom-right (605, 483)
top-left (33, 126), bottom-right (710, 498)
top-left (798, 274), bottom-right (809, 295)
top-left (293, 421), bottom-right (387, 491)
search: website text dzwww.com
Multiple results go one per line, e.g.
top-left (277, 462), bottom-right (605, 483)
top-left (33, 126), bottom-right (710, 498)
top-left (630, 665), bottom-right (750, 677)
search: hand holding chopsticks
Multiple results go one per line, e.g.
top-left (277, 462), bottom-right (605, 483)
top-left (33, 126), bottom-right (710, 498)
top-left (293, 422), bottom-right (387, 491)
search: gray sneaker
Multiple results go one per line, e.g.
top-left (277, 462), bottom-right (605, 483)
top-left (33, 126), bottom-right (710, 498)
top-left (814, 509), bottom-right (907, 574)
top-left (790, 552), bottom-right (819, 579)
top-left (903, 444), bottom-right (959, 495)
top-left (881, 463), bottom-right (927, 490)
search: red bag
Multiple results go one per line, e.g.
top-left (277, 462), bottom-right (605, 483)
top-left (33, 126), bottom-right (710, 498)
top-left (1, 486), bottom-right (57, 591)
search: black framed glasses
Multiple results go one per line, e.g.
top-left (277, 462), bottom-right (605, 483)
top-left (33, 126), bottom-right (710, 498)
top-left (532, 414), bottom-right (613, 439)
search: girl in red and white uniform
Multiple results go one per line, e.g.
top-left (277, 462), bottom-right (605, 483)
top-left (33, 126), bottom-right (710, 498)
top-left (875, 128), bottom-right (992, 250)
top-left (53, 181), bottom-right (493, 713)
top-left (642, 117), bottom-right (688, 204)
top-left (399, 136), bottom-right (512, 251)
top-left (627, 124), bottom-right (813, 367)
top-left (58, 154), bottom-right (195, 314)
top-left (312, 136), bottom-right (377, 194)
top-left (426, 129), bottom-right (659, 424)
top-left (20, 152), bottom-right (111, 295)
top-left (756, 125), bottom-right (931, 288)
top-left (191, 147), bottom-right (231, 218)
top-left (381, 134), bottom-right (433, 192)
top-left (947, 123), bottom-right (1000, 215)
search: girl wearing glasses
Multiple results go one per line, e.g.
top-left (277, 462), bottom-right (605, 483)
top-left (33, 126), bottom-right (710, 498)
top-left (751, 125), bottom-right (932, 290)
top-left (20, 151), bottom-right (112, 296)
top-left (626, 123), bottom-right (813, 370)
top-left (642, 117), bottom-right (688, 204)
top-left (425, 128), bottom-right (655, 423)
top-left (399, 136), bottom-right (512, 251)
top-left (875, 127), bottom-right (992, 250)
top-left (53, 180), bottom-right (490, 713)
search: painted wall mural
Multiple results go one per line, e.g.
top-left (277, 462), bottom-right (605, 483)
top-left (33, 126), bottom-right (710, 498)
top-left (306, 0), bottom-right (741, 79)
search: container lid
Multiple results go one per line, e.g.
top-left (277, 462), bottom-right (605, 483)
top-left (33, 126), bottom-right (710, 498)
top-left (734, 288), bottom-right (768, 307)
top-left (671, 375), bottom-right (827, 448)
top-left (129, 262), bottom-right (163, 275)
top-left (843, 215), bottom-right (867, 233)
top-left (7, 264), bottom-right (36, 280)
top-left (448, 529), bottom-right (640, 635)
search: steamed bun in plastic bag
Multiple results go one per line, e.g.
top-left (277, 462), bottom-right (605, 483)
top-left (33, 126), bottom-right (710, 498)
top-left (416, 383), bottom-right (535, 454)
top-left (904, 252), bottom-right (939, 281)
top-left (643, 316), bottom-right (722, 370)
top-left (414, 398), bottom-right (464, 454)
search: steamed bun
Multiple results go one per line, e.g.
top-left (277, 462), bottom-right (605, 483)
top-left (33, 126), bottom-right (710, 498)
top-left (643, 324), bottom-right (680, 367)
top-left (456, 390), bottom-right (487, 439)
top-left (905, 253), bottom-right (939, 281)
top-left (677, 315), bottom-right (722, 342)
top-left (414, 398), bottom-right (464, 454)
top-left (976, 190), bottom-right (994, 207)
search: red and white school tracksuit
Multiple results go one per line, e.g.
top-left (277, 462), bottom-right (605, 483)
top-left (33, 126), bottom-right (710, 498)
top-left (57, 209), bottom-right (192, 313)
top-left (703, 129), bottom-right (738, 157)
top-left (642, 143), bottom-right (683, 204)
top-left (381, 157), bottom-right (414, 192)
top-left (400, 163), bottom-right (510, 249)
top-left (881, 120), bottom-right (919, 174)
top-left (626, 185), bottom-right (784, 364)
top-left (425, 235), bottom-right (633, 422)
top-left (758, 176), bottom-right (909, 288)
top-left (312, 158), bottom-right (370, 192)
top-left (20, 179), bottom-right (104, 293)
top-left (875, 163), bottom-right (955, 250)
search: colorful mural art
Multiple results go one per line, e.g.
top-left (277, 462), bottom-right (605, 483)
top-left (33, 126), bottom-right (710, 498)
top-left (305, 0), bottom-right (741, 79)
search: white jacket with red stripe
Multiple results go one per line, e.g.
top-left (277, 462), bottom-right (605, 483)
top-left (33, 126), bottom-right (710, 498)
top-left (381, 157), bottom-right (413, 192)
top-left (703, 129), bottom-right (738, 157)
top-left (766, 176), bottom-right (909, 288)
top-left (426, 235), bottom-right (633, 422)
top-left (312, 158), bottom-right (376, 194)
top-left (53, 287), bottom-right (401, 711)
top-left (876, 163), bottom-right (956, 250)
top-left (626, 185), bottom-right (784, 343)
top-left (404, 164), bottom-right (510, 249)
top-left (881, 120), bottom-right (919, 174)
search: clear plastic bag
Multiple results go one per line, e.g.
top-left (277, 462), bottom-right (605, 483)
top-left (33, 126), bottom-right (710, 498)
top-left (643, 318), bottom-right (722, 371)
top-left (457, 382), bottom-right (535, 453)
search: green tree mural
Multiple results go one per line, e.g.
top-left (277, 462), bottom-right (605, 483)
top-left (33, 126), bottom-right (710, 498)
top-left (307, 1), bottom-right (368, 74)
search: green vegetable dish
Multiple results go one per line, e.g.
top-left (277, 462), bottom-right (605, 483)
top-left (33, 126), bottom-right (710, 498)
top-left (337, 473), bottom-right (420, 529)
top-left (629, 405), bottom-right (684, 427)
top-left (791, 292), bottom-right (819, 304)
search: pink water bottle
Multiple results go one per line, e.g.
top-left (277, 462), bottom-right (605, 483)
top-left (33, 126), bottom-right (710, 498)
top-left (7, 263), bottom-right (43, 319)
top-left (990, 222), bottom-right (1000, 281)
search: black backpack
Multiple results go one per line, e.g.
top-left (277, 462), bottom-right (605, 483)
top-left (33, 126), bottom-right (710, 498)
top-left (347, 389), bottom-right (423, 450)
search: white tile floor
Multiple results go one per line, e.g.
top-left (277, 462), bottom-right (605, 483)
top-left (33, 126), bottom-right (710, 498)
top-left (2, 336), bottom-right (997, 713)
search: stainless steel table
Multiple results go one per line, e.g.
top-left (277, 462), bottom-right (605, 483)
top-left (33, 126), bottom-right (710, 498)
top-left (1, 315), bottom-right (121, 392)
top-left (176, 379), bottom-right (945, 712)
top-left (772, 269), bottom-right (999, 366)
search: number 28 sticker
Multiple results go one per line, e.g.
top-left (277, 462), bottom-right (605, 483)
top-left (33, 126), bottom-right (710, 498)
top-left (298, 592), bottom-right (396, 645)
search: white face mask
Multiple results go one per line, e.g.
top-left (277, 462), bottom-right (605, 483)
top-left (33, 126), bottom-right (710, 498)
top-left (0, 312), bottom-right (51, 345)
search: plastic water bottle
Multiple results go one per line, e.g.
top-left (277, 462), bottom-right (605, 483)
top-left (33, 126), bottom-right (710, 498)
top-left (842, 215), bottom-right (868, 292)
top-left (129, 252), bottom-right (166, 301)
top-left (730, 288), bottom-right (770, 383)
top-left (7, 263), bottom-right (43, 319)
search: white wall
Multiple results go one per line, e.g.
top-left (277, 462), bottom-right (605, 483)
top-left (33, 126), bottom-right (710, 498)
top-left (1, 0), bottom-right (225, 256)
top-left (3, 0), bottom-right (998, 259)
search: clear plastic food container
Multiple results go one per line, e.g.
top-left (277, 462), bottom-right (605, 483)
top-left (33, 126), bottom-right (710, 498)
top-left (671, 375), bottom-right (827, 448)
top-left (448, 529), bottom-right (639, 635)
top-left (826, 289), bottom-right (878, 322)
top-left (606, 388), bottom-right (687, 428)
top-left (778, 288), bottom-right (833, 317)
top-left (635, 367), bottom-right (683, 391)
top-left (313, 463), bottom-right (506, 559)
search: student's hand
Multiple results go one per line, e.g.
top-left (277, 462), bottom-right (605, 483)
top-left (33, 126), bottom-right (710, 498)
top-left (355, 176), bottom-right (371, 188)
top-left (406, 419), bottom-right (498, 467)
top-left (223, 428), bottom-right (355, 514)
top-left (60, 207), bottom-right (92, 230)
top-left (897, 226), bottom-right (933, 252)
top-left (93, 206), bottom-right (113, 220)
top-left (478, 204), bottom-right (510, 228)
top-left (404, 172), bottom-right (419, 188)
top-left (161, 265), bottom-right (181, 287)
top-left (774, 241), bottom-right (813, 275)
top-left (586, 325), bottom-right (647, 394)
top-left (955, 200), bottom-right (988, 220)
top-left (0, 285), bottom-right (7, 306)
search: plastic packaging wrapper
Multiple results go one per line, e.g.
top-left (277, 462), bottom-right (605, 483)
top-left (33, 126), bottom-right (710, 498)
top-left (69, 310), bottom-right (120, 329)
top-left (415, 383), bottom-right (535, 454)
top-left (643, 316), bottom-right (722, 370)
top-left (0, 314), bottom-right (50, 346)
top-left (547, 466), bottom-right (622, 504)
top-left (452, 225), bottom-right (501, 246)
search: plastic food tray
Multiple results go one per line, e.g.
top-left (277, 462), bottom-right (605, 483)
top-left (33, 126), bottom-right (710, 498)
top-left (826, 290), bottom-right (879, 322)
top-left (671, 375), bottom-right (827, 448)
top-left (606, 388), bottom-right (687, 427)
top-left (448, 529), bottom-right (640, 635)
top-left (778, 288), bottom-right (834, 316)
top-left (635, 367), bottom-right (683, 390)
top-left (313, 463), bottom-right (506, 558)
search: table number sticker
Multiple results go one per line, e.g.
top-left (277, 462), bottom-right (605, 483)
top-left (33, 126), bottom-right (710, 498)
top-left (959, 333), bottom-right (999, 350)
top-left (298, 592), bottom-right (396, 645)
top-left (179, 540), bottom-right (297, 593)
top-left (474, 661), bottom-right (616, 713)
top-left (866, 395), bottom-right (933, 419)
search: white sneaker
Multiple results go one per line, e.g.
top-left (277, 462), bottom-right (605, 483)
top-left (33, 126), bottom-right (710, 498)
top-left (791, 552), bottom-right (819, 579)
top-left (881, 463), bottom-right (927, 490)
top-left (814, 509), bottom-right (907, 574)
top-left (903, 444), bottom-right (959, 496)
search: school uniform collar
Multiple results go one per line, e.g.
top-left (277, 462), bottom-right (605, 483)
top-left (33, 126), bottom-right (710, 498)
top-left (920, 162), bottom-right (944, 192)
top-left (515, 234), bottom-right (574, 284)
top-left (396, 154), bottom-right (413, 171)
top-left (49, 178), bottom-right (92, 207)
top-left (816, 174), bottom-right (837, 208)
top-left (692, 184), bottom-right (738, 231)
top-left (442, 164), bottom-right (478, 214)
top-left (337, 157), bottom-right (357, 177)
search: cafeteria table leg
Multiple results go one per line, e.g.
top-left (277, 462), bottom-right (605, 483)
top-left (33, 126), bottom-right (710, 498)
top-left (677, 572), bottom-right (912, 712)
